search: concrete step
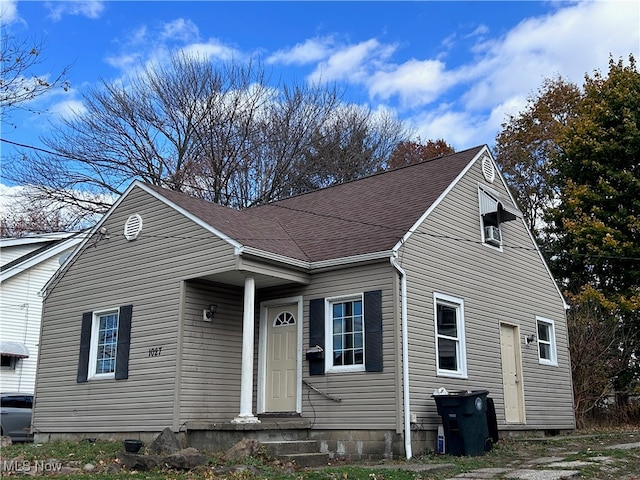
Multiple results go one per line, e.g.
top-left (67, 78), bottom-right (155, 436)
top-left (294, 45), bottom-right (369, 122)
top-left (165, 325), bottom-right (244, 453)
top-left (279, 452), bottom-right (331, 468)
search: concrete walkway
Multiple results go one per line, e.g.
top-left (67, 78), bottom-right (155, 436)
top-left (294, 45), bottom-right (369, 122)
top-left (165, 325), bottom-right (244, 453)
top-left (360, 440), bottom-right (640, 480)
top-left (444, 441), bottom-right (640, 480)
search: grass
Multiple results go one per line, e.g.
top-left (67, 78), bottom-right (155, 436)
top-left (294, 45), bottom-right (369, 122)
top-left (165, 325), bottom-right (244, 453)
top-left (1, 428), bottom-right (638, 479)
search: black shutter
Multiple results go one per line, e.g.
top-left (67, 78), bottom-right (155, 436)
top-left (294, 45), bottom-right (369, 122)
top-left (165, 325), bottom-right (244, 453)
top-left (77, 312), bottom-right (92, 383)
top-left (115, 305), bottom-right (133, 380)
top-left (308, 298), bottom-right (325, 376)
top-left (364, 290), bottom-right (383, 372)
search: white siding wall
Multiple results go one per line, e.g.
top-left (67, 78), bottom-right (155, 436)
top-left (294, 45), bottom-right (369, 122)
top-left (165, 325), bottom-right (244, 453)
top-left (1, 249), bottom-right (75, 393)
top-left (1, 244), bottom-right (39, 266)
top-left (400, 159), bottom-right (574, 431)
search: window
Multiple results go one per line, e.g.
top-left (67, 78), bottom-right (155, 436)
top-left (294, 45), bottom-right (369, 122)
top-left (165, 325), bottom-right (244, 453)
top-left (0, 394), bottom-right (33, 409)
top-left (91, 310), bottom-right (119, 377)
top-left (536, 317), bottom-right (557, 366)
top-left (478, 185), bottom-right (521, 248)
top-left (308, 291), bottom-right (382, 375)
top-left (327, 296), bottom-right (364, 371)
top-left (77, 305), bottom-right (133, 382)
top-left (1, 355), bottom-right (17, 369)
top-left (434, 293), bottom-right (467, 378)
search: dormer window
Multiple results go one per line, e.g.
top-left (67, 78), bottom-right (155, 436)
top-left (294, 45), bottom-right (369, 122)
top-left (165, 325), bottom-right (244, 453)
top-left (478, 184), bottom-right (521, 248)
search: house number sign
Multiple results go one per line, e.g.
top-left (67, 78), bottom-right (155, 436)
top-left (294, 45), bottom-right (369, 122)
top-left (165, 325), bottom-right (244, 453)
top-left (148, 347), bottom-right (162, 357)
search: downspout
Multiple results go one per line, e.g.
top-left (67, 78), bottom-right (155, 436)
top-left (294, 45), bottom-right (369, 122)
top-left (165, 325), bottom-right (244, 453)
top-left (391, 255), bottom-right (412, 459)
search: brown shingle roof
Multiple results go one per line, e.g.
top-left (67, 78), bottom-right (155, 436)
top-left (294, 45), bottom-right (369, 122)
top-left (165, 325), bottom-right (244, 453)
top-left (144, 145), bottom-right (484, 263)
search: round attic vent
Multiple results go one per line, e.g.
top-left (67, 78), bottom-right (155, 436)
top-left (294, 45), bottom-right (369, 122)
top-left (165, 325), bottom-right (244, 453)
top-left (481, 155), bottom-right (495, 183)
top-left (124, 213), bottom-right (143, 241)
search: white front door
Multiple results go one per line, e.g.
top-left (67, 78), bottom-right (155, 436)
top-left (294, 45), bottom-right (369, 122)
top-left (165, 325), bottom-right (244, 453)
top-left (500, 323), bottom-right (526, 423)
top-left (264, 303), bottom-right (298, 413)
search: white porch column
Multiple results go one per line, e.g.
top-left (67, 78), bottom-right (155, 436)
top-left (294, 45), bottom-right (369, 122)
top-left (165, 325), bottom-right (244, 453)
top-left (232, 276), bottom-right (260, 424)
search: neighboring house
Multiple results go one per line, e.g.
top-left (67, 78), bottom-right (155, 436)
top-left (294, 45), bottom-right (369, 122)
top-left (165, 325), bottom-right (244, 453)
top-left (1, 232), bottom-right (84, 393)
top-left (32, 145), bottom-right (575, 459)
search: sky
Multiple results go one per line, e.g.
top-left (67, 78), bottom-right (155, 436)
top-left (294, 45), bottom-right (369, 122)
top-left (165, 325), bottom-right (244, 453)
top-left (1, 0), bottom-right (639, 198)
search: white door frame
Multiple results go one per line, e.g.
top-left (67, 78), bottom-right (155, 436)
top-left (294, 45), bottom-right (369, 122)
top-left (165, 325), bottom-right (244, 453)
top-left (257, 296), bottom-right (303, 414)
top-left (500, 321), bottom-right (526, 424)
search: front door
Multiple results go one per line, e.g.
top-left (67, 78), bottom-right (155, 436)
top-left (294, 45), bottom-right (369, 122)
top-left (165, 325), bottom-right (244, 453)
top-left (500, 323), bottom-right (526, 423)
top-left (264, 303), bottom-right (298, 413)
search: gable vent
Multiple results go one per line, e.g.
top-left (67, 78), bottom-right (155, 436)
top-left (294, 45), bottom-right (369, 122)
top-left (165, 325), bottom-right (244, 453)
top-left (481, 155), bottom-right (495, 183)
top-left (124, 214), bottom-right (143, 241)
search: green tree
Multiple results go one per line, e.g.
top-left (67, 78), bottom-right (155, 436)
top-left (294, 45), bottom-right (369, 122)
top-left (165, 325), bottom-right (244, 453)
top-left (547, 55), bottom-right (640, 407)
top-left (494, 77), bottom-right (581, 237)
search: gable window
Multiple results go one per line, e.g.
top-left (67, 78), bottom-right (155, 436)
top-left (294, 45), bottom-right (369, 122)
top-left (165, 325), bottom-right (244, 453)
top-left (77, 305), bottom-right (133, 382)
top-left (308, 291), bottom-right (383, 375)
top-left (478, 185), bottom-right (521, 248)
top-left (536, 316), bottom-right (557, 366)
top-left (434, 293), bottom-right (467, 378)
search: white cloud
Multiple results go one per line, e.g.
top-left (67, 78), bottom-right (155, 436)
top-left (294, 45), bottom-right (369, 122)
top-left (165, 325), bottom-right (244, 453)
top-left (45, 0), bottom-right (105, 22)
top-left (105, 52), bottom-right (142, 71)
top-left (51, 99), bottom-right (87, 120)
top-left (308, 39), bottom-right (396, 84)
top-left (0, 0), bottom-right (19, 24)
top-left (409, 108), bottom-right (481, 150)
top-left (0, 184), bottom-right (24, 216)
top-left (160, 18), bottom-right (200, 44)
top-left (399, 0), bottom-right (640, 148)
top-left (181, 40), bottom-right (241, 62)
top-left (267, 37), bottom-right (335, 65)
top-left (368, 59), bottom-right (453, 107)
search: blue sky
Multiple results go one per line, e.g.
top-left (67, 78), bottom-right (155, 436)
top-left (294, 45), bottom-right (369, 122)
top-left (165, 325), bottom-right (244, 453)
top-left (1, 0), bottom-right (639, 196)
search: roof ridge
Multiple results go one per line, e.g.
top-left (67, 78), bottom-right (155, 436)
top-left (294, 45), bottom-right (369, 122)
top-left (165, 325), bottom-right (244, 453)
top-left (258, 145), bottom-right (485, 208)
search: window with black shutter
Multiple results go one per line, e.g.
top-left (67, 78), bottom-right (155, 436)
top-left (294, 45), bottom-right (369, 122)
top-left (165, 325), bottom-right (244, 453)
top-left (308, 290), bottom-right (382, 375)
top-left (77, 305), bottom-right (133, 383)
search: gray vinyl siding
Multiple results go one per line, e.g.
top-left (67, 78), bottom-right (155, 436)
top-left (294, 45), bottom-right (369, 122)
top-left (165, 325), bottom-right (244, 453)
top-left (179, 281), bottom-right (244, 423)
top-left (298, 262), bottom-right (399, 430)
top-left (176, 262), bottom-right (400, 431)
top-left (400, 159), bottom-right (574, 431)
top-left (33, 187), bottom-right (240, 434)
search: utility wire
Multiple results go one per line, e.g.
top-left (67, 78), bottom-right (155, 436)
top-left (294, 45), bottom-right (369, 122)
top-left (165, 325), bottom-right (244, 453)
top-left (3, 139), bottom-right (639, 262)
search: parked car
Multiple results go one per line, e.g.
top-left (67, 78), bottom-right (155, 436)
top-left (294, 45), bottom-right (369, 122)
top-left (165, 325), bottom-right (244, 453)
top-left (0, 393), bottom-right (33, 441)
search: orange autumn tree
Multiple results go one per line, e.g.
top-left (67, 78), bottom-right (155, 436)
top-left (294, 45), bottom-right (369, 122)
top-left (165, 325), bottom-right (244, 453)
top-left (387, 138), bottom-right (455, 170)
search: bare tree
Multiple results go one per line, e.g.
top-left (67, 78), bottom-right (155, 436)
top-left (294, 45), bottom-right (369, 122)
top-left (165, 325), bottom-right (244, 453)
top-left (567, 301), bottom-right (627, 428)
top-left (1, 33), bottom-right (71, 121)
top-left (6, 53), bottom-right (412, 219)
top-left (0, 186), bottom-right (89, 237)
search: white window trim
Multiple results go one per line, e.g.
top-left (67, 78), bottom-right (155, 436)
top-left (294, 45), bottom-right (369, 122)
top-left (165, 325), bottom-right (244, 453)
top-left (325, 293), bottom-right (366, 374)
top-left (88, 308), bottom-right (119, 380)
top-left (434, 292), bottom-right (468, 378)
top-left (536, 316), bottom-right (558, 366)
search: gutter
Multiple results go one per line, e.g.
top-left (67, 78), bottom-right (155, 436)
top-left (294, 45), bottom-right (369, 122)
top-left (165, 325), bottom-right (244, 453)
top-left (391, 255), bottom-right (412, 459)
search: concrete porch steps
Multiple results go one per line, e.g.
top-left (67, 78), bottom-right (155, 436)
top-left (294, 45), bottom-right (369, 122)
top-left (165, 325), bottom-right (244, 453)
top-left (262, 439), bottom-right (330, 468)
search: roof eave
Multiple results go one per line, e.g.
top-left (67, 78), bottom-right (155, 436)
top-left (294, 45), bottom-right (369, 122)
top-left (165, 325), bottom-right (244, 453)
top-left (1, 235), bottom-right (86, 283)
top-left (236, 245), bottom-right (395, 272)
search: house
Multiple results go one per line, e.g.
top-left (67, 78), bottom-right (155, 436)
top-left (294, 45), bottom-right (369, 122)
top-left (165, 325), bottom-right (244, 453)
top-left (1, 232), bottom-right (85, 393)
top-left (32, 145), bottom-right (575, 460)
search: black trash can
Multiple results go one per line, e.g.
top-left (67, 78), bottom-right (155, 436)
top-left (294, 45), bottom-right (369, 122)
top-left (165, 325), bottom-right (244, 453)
top-left (432, 390), bottom-right (491, 456)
